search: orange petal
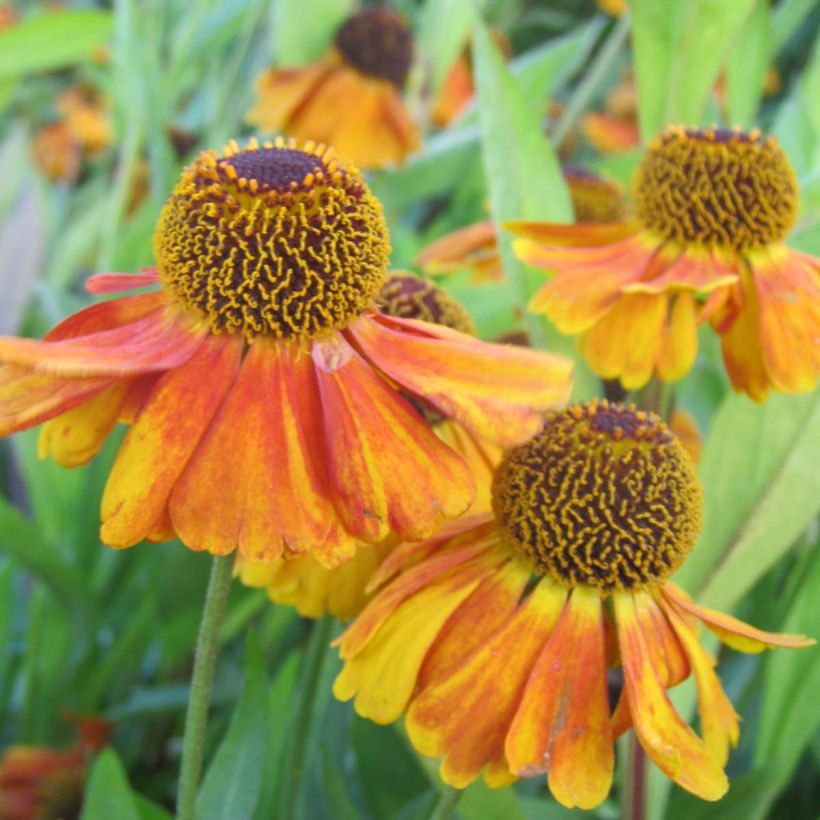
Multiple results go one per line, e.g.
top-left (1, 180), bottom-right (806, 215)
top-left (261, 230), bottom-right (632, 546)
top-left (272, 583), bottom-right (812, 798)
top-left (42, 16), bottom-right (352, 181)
top-left (246, 62), bottom-right (334, 132)
top-left (506, 220), bottom-right (640, 247)
top-left (661, 597), bottom-right (739, 766)
top-left (579, 293), bottom-right (667, 389)
top-left (506, 586), bottom-right (613, 810)
top-left (100, 335), bottom-right (242, 548)
top-left (614, 592), bottom-right (728, 801)
top-left (333, 557), bottom-right (490, 724)
top-left (622, 246), bottom-right (738, 295)
top-left (38, 381), bottom-right (129, 467)
top-left (656, 293), bottom-right (698, 384)
top-left (44, 292), bottom-right (165, 340)
top-left (0, 308), bottom-right (205, 376)
top-left (0, 365), bottom-right (112, 436)
top-left (171, 339), bottom-right (355, 564)
top-left (406, 581), bottom-right (567, 789)
top-left (313, 333), bottom-right (475, 543)
top-left (753, 246), bottom-right (820, 394)
top-left (662, 585), bottom-right (815, 652)
top-left (348, 314), bottom-right (572, 448)
top-left (416, 220), bottom-right (498, 274)
top-left (418, 558), bottom-right (531, 688)
top-left (84, 270), bottom-right (159, 294)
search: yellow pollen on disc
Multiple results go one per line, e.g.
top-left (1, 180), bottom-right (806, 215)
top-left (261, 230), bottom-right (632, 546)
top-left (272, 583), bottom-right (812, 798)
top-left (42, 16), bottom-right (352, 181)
top-left (634, 126), bottom-right (799, 252)
top-left (153, 138), bottom-right (391, 341)
top-left (564, 166), bottom-right (627, 223)
top-left (378, 273), bottom-right (476, 335)
top-left (491, 400), bottom-right (702, 593)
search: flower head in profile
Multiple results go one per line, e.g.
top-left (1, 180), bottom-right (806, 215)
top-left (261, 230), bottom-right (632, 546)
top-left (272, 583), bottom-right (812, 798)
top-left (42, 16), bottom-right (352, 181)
top-left (236, 273), bottom-right (501, 618)
top-left (247, 9), bottom-right (420, 169)
top-left (0, 139), bottom-right (571, 567)
top-left (511, 126), bottom-right (820, 398)
top-left (334, 401), bottom-right (813, 808)
top-left (417, 167), bottom-right (626, 283)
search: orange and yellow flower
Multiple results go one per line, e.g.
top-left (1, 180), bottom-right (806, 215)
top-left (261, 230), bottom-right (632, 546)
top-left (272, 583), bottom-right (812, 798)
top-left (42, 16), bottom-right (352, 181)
top-left (247, 9), bottom-right (420, 169)
top-left (512, 127), bottom-right (820, 398)
top-left (0, 139), bottom-right (570, 567)
top-left (0, 716), bottom-right (109, 820)
top-left (334, 402), bottom-right (813, 808)
top-left (236, 273), bottom-right (502, 618)
top-left (417, 167), bottom-right (626, 283)
top-left (581, 70), bottom-right (640, 154)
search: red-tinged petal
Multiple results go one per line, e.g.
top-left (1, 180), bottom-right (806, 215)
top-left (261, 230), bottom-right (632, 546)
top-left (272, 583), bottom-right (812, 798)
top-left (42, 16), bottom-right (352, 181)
top-left (611, 690), bottom-right (632, 738)
top-left (506, 220), bottom-right (640, 247)
top-left (614, 592), bottom-right (728, 801)
top-left (118, 374), bottom-right (160, 423)
top-left (348, 315), bottom-right (572, 448)
top-left (416, 220), bottom-right (497, 273)
top-left (0, 308), bottom-right (206, 376)
top-left (37, 381), bottom-right (129, 467)
top-left (406, 581), bottom-right (567, 789)
top-left (0, 365), bottom-right (112, 436)
top-left (752, 246), bottom-right (820, 394)
top-left (662, 585), bottom-right (815, 652)
top-left (579, 293), bottom-right (667, 389)
top-left (333, 561), bottom-right (489, 724)
top-left (623, 247), bottom-right (738, 295)
top-left (171, 339), bottom-right (356, 564)
top-left (418, 558), bottom-right (531, 688)
top-left (506, 586), bottom-right (613, 810)
top-left (84, 270), bottom-right (159, 294)
top-left (642, 591), bottom-right (690, 687)
top-left (100, 335), bottom-right (242, 548)
top-left (336, 536), bottom-right (500, 659)
top-left (313, 333), bottom-right (475, 542)
top-left (44, 292), bottom-right (165, 340)
top-left (662, 597), bottom-right (739, 766)
top-left (656, 293), bottom-right (698, 383)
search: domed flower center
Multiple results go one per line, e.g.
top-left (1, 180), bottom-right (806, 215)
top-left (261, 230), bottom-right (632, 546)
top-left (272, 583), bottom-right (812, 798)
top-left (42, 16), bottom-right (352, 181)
top-left (491, 401), bottom-right (702, 593)
top-left (378, 273), bottom-right (476, 335)
top-left (564, 166), bottom-right (627, 223)
top-left (335, 8), bottom-right (413, 89)
top-left (154, 139), bottom-right (390, 340)
top-left (634, 126), bottom-right (799, 252)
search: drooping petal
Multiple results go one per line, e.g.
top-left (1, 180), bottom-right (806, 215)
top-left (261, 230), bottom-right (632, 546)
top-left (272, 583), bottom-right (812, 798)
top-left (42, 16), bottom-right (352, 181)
top-left (662, 585), bottom-right (815, 652)
top-left (0, 365), bottom-right (112, 436)
top-left (171, 339), bottom-right (355, 565)
top-left (333, 557), bottom-right (491, 724)
top-left (38, 381), bottom-right (130, 467)
top-left (506, 586), bottom-right (613, 810)
top-left (416, 220), bottom-right (502, 281)
top-left (579, 293), bottom-right (667, 389)
top-left (44, 292), bottom-right (165, 340)
top-left (506, 220), bottom-right (640, 248)
top-left (614, 592), bottom-right (728, 801)
top-left (656, 293), bottom-right (698, 383)
top-left (406, 582), bottom-right (567, 789)
top-left (246, 62), bottom-right (334, 132)
top-left (0, 308), bottom-right (206, 376)
top-left (84, 270), bottom-right (160, 294)
top-left (313, 333), bottom-right (475, 543)
top-left (348, 314), bottom-right (572, 447)
top-left (622, 246), bottom-right (738, 294)
top-left (100, 335), bottom-right (242, 548)
top-left (661, 596), bottom-right (739, 766)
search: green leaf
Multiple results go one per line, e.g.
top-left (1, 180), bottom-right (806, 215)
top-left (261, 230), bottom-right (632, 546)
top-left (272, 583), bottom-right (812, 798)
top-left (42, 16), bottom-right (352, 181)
top-left (0, 11), bottom-right (113, 80)
top-left (134, 795), bottom-right (174, 820)
top-left (631, 0), bottom-right (757, 140)
top-left (458, 779), bottom-right (526, 820)
top-left (196, 634), bottom-right (269, 820)
top-left (271, 0), bottom-right (354, 65)
top-left (418, 0), bottom-right (474, 103)
top-left (674, 391), bottom-right (820, 608)
top-left (81, 749), bottom-right (141, 820)
top-left (725, 0), bottom-right (773, 128)
top-left (471, 18), bottom-right (597, 398)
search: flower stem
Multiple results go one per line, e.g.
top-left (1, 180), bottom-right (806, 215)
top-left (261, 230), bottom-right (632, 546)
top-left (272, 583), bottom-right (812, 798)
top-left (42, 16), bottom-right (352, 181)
top-left (278, 614), bottom-right (335, 820)
top-left (621, 733), bottom-right (647, 820)
top-left (550, 12), bottom-right (633, 150)
top-left (176, 555), bottom-right (234, 820)
top-left (425, 787), bottom-right (462, 820)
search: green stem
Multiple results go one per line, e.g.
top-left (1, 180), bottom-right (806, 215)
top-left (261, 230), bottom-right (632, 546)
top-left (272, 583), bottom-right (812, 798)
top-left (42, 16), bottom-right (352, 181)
top-left (176, 555), bottom-right (234, 820)
top-left (425, 787), bottom-right (462, 820)
top-left (278, 615), bottom-right (335, 820)
top-left (550, 12), bottom-right (632, 150)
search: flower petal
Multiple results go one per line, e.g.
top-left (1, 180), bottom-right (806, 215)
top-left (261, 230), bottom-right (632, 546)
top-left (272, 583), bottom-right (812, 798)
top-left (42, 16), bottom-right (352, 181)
top-left (84, 270), bottom-right (159, 294)
top-left (101, 335), bottom-right (242, 548)
top-left (44, 292), bottom-right (165, 340)
top-left (416, 220), bottom-right (500, 277)
top-left (246, 63), bottom-right (334, 132)
top-left (622, 247), bottom-right (738, 294)
top-left (656, 293), bottom-right (698, 383)
top-left (506, 220), bottom-right (640, 247)
top-left (313, 333), bottom-right (475, 543)
top-left (662, 585), bottom-right (815, 652)
top-left (348, 314), bottom-right (572, 448)
top-left (406, 582), bottom-right (566, 789)
top-left (614, 592), bottom-right (728, 801)
top-left (506, 586), bottom-right (613, 809)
